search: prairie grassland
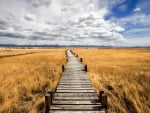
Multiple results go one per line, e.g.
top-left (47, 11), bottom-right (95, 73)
top-left (74, 48), bottom-right (150, 113)
top-left (0, 48), bottom-right (66, 113)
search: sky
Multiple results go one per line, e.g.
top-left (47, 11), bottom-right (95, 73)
top-left (0, 0), bottom-right (150, 46)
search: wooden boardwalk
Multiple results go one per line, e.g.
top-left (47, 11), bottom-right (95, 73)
top-left (49, 50), bottom-right (105, 113)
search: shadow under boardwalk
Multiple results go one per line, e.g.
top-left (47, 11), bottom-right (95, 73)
top-left (50, 50), bottom-right (105, 113)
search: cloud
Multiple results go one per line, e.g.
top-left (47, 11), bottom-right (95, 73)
top-left (0, 20), bottom-right (10, 29)
top-left (0, 28), bottom-right (26, 39)
top-left (0, 0), bottom-right (149, 46)
top-left (29, 0), bottom-right (51, 7)
top-left (118, 4), bottom-right (127, 11)
top-left (134, 7), bottom-right (141, 12)
top-left (24, 13), bottom-right (37, 21)
top-left (124, 36), bottom-right (150, 47)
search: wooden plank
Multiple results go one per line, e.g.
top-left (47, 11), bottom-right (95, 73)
top-left (59, 81), bottom-right (90, 82)
top-left (58, 82), bottom-right (91, 84)
top-left (61, 75), bottom-right (88, 77)
top-left (63, 73), bottom-right (86, 74)
top-left (54, 96), bottom-right (98, 100)
top-left (52, 100), bottom-right (101, 105)
top-left (54, 92), bottom-right (97, 97)
top-left (59, 83), bottom-right (92, 85)
top-left (62, 75), bottom-right (87, 77)
top-left (56, 89), bottom-right (95, 93)
top-left (56, 85), bottom-right (93, 89)
top-left (62, 72), bottom-right (86, 75)
top-left (59, 79), bottom-right (90, 81)
top-left (57, 84), bottom-right (92, 87)
top-left (60, 80), bottom-right (90, 82)
top-left (50, 104), bottom-right (102, 110)
top-left (50, 110), bottom-right (105, 113)
top-left (60, 78), bottom-right (89, 80)
top-left (57, 87), bottom-right (94, 90)
top-left (61, 77), bottom-right (88, 79)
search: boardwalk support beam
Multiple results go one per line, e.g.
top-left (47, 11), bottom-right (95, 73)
top-left (99, 89), bottom-right (104, 102)
top-left (84, 64), bottom-right (87, 72)
top-left (62, 64), bottom-right (65, 72)
top-left (45, 93), bottom-right (50, 113)
top-left (80, 58), bottom-right (83, 62)
top-left (47, 89), bottom-right (53, 104)
top-left (65, 50), bottom-right (67, 57)
top-left (45, 89), bottom-right (53, 113)
top-left (76, 54), bottom-right (78, 57)
top-left (102, 93), bottom-right (108, 109)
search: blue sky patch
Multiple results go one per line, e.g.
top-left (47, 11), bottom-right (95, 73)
top-left (105, 0), bottom-right (139, 19)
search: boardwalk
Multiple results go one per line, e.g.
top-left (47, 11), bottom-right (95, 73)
top-left (49, 50), bottom-right (105, 113)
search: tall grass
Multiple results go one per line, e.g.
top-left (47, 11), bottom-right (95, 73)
top-left (74, 48), bottom-right (150, 113)
top-left (0, 48), bottom-right (66, 113)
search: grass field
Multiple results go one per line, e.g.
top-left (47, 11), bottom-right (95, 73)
top-left (74, 48), bottom-right (150, 113)
top-left (0, 48), bottom-right (66, 113)
top-left (0, 48), bottom-right (150, 113)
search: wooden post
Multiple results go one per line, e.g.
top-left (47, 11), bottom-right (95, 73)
top-left (65, 50), bottom-right (67, 57)
top-left (84, 64), bottom-right (87, 72)
top-left (62, 64), bottom-right (65, 72)
top-left (99, 89), bottom-right (104, 102)
top-left (102, 93), bottom-right (107, 109)
top-left (47, 89), bottom-right (53, 104)
top-left (45, 93), bottom-right (50, 113)
top-left (80, 58), bottom-right (83, 62)
top-left (70, 50), bottom-right (74, 54)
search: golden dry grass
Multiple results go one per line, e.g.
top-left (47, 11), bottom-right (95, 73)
top-left (74, 48), bottom-right (150, 113)
top-left (0, 48), bottom-right (66, 113)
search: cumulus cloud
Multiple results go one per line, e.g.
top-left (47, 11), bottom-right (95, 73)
top-left (0, 0), bottom-right (149, 46)
top-left (134, 8), bottom-right (141, 12)
top-left (24, 13), bottom-right (37, 21)
top-left (29, 0), bottom-right (51, 7)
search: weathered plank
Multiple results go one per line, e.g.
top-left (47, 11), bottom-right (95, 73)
top-left (56, 85), bottom-right (93, 89)
top-left (57, 87), bottom-right (94, 90)
top-left (58, 82), bottom-right (91, 84)
top-left (52, 100), bottom-right (101, 105)
top-left (54, 96), bottom-right (99, 100)
top-left (50, 104), bottom-right (102, 110)
top-left (56, 89), bottom-right (95, 93)
top-left (54, 92), bottom-right (98, 97)
top-left (50, 110), bottom-right (105, 113)
top-left (58, 83), bottom-right (92, 85)
top-left (59, 80), bottom-right (90, 83)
